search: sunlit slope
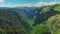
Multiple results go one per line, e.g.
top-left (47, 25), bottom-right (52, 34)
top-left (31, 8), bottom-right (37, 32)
top-left (33, 4), bottom-right (60, 26)
top-left (32, 4), bottom-right (60, 34)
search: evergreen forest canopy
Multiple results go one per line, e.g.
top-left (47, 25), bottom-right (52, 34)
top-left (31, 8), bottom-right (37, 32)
top-left (0, 4), bottom-right (60, 34)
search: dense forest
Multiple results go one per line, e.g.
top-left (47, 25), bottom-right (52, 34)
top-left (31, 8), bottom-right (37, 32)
top-left (0, 4), bottom-right (60, 34)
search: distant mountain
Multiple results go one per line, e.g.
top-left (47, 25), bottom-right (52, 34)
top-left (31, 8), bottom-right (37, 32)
top-left (13, 7), bottom-right (39, 19)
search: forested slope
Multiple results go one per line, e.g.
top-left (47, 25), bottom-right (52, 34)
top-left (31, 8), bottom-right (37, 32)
top-left (0, 4), bottom-right (60, 34)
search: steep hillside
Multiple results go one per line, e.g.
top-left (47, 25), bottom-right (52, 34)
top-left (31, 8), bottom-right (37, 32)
top-left (32, 4), bottom-right (60, 34)
top-left (33, 5), bottom-right (60, 25)
top-left (0, 9), bottom-right (32, 34)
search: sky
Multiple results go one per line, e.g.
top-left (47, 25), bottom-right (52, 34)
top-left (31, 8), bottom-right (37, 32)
top-left (0, 0), bottom-right (60, 7)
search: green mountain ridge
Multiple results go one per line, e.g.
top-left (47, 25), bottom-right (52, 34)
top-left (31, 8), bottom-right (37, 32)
top-left (0, 4), bottom-right (60, 34)
top-left (32, 4), bottom-right (60, 34)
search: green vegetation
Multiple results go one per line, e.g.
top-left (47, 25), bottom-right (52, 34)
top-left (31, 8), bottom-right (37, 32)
top-left (0, 4), bottom-right (60, 34)
top-left (53, 4), bottom-right (60, 11)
